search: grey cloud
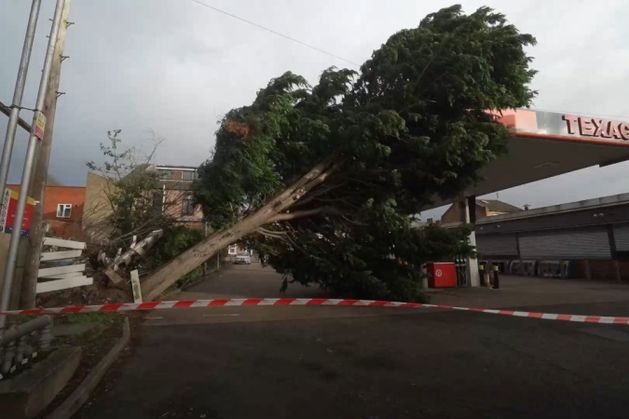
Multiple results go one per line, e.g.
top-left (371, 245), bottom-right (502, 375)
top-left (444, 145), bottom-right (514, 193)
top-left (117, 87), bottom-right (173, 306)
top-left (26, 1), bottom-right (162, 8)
top-left (1, 0), bottom-right (629, 211)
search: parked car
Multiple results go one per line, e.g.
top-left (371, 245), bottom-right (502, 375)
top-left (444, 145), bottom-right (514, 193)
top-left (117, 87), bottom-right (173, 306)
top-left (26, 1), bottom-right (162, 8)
top-left (234, 254), bottom-right (252, 265)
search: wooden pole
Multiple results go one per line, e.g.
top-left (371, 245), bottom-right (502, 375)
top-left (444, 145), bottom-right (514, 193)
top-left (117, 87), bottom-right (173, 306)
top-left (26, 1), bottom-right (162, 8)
top-left (20, 0), bottom-right (72, 308)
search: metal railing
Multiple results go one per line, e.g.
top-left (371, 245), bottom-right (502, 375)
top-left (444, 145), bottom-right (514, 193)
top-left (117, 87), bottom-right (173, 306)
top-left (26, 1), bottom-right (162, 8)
top-left (0, 315), bottom-right (53, 380)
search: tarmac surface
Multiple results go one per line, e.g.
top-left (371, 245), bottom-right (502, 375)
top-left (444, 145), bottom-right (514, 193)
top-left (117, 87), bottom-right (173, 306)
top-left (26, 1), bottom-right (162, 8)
top-left (77, 264), bottom-right (629, 419)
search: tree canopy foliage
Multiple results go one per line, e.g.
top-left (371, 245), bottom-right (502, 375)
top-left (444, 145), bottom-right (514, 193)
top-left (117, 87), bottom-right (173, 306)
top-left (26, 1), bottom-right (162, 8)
top-left (193, 5), bottom-right (536, 301)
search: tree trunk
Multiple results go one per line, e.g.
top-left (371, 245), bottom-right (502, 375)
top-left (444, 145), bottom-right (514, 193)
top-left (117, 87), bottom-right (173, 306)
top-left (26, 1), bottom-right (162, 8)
top-left (142, 157), bottom-right (339, 300)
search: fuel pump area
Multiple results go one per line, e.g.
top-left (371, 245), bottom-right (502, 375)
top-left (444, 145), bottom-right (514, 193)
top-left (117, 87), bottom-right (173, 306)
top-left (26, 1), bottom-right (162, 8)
top-left (432, 108), bottom-right (629, 288)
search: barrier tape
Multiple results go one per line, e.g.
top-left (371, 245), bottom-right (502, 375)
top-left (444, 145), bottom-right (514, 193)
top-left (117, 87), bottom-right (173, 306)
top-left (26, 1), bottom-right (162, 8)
top-left (1, 298), bottom-right (629, 325)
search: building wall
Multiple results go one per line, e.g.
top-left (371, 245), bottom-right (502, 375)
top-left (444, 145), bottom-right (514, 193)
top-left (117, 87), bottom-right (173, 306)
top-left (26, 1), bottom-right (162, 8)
top-left (42, 186), bottom-right (86, 240)
top-left (441, 202), bottom-right (488, 224)
top-left (156, 167), bottom-right (197, 182)
top-left (6, 167), bottom-right (205, 241)
top-left (154, 166), bottom-right (204, 230)
top-left (7, 184), bottom-right (86, 240)
top-left (475, 202), bottom-right (629, 281)
top-left (441, 201), bottom-right (464, 224)
top-left (83, 172), bottom-right (115, 243)
top-left (476, 204), bottom-right (629, 235)
top-left (161, 188), bottom-right (204, 230)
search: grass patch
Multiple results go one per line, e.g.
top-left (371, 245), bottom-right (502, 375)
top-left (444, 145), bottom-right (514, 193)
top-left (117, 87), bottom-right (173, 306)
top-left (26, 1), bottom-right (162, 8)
top-left (60, 312), bottom-right (116, 325)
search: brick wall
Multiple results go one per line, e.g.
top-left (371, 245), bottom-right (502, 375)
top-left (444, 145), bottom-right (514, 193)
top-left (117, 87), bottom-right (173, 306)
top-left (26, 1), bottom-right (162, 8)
top-left (162, 189), bottom-right (204, 230)
top-left (574, 260), bottom-right (629, 282)
top-left (7, 184), bottom-right (86, 240)
top-left (441, 201), bottom-right (489, 224)
top-left (43, 186), bottom-right (85, 240)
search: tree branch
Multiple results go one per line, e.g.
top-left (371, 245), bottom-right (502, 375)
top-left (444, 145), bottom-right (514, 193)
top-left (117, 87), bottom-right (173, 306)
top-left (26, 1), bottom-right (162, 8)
top-left (292, 180), bottom-right (345, 207)
top-left (270, 206), bottom-right (338, 222)
top-left (256, 226), bottom-right (289, 241)
top-left (309, 195), bottom-right (360, 209)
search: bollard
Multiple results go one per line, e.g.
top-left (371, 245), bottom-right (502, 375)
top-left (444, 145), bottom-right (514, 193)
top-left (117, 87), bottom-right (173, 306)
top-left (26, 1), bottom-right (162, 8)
top-left (40, 319), bottom-right (53, 351)
top-left (479, 263), bottom-right (491, 288)
top-left (1, 337), bottom-right (16, 374)
top-left (492, 264), bottom-right (500, 289)
top-left (15, 334), bottom-right (27, 365)
top-left (0, 315), bottom-right (52, 378)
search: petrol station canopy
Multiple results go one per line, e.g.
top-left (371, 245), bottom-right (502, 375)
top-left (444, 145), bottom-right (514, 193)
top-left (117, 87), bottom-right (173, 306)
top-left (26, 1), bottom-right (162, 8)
top-left (454, 109), bottom-right (629, 202)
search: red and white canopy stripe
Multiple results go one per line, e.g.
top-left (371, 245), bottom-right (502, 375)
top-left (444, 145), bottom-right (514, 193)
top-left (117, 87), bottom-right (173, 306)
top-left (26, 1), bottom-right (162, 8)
top-left (2, 297), bottom-right (628, 325)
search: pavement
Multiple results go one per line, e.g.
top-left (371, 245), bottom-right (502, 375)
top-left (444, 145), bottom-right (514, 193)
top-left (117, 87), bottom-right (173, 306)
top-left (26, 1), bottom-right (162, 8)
top-left (427, 274), bottom-right (629, 313)
top-left (77, 264), bottom-right (629, 419)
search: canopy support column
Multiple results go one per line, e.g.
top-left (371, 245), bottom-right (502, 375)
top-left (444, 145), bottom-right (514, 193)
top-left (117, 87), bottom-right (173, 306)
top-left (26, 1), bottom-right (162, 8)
top-left (462, 196), bottom-right (480, 287)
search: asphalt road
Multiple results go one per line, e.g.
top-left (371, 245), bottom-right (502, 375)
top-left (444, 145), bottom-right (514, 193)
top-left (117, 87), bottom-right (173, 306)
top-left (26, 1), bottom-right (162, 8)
top-left (77, 265), bottom-right (629, 419)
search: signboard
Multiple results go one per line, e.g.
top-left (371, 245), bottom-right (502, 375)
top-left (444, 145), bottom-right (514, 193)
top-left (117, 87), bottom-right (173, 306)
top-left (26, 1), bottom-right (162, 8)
top-left (34, 111), bottom-right (46, 140)
top-left (562, 115), bottom-right (629, 141)
top-left (494, 109), bottom-right (629, 144)
top-left (130, 269), bottom-right (143, 303)
top-left (0, 189), bottom-right (36, 236)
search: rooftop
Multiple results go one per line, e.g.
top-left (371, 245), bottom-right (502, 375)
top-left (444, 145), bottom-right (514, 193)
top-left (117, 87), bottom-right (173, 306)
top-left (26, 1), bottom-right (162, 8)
top-left (155, 165), bottom-right (198, 171)
top-left (476, 199), bottom-right (522, 213)
top-left (477, 192), bottom-right (629, 224)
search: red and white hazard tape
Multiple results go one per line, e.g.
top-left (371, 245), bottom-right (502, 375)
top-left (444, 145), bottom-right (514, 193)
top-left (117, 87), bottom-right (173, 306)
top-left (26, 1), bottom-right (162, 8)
top-left (1, 298), bottom-right (629, 325)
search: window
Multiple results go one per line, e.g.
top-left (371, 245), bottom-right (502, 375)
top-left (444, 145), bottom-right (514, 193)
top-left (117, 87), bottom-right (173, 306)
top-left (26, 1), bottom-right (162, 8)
top-left (182, 194), bottom-right (195, 216)
top-left (181, 171), bottom-right (196, 181)
top-left (56, 203), bottom-right (72, 218)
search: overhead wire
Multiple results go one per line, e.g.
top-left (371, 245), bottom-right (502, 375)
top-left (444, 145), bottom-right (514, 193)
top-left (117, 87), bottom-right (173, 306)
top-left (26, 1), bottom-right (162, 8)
top-left (188, 0), bottom-right (360, 68)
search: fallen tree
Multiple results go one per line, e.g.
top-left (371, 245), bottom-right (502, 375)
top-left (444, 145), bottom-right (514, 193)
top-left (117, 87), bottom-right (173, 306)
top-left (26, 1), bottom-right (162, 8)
top-left (142, 5), bottom-right (537, 300)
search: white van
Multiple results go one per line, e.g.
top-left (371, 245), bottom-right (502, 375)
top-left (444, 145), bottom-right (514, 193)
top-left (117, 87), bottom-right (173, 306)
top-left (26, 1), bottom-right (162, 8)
top-left (234, 254), bottom-right (252, 265)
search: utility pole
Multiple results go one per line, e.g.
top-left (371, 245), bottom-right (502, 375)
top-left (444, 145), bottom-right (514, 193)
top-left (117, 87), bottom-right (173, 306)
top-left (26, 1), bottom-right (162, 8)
top-left (0, 0), bottom-right (66, 331)
top-left (0, 0), bottom-right (41, 212)
top-left (21, 0), bottom-right (73, 309)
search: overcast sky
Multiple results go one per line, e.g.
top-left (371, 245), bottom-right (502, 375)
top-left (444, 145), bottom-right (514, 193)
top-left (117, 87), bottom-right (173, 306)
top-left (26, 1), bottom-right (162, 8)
top-left (2, 0), bottom-right (629, 218)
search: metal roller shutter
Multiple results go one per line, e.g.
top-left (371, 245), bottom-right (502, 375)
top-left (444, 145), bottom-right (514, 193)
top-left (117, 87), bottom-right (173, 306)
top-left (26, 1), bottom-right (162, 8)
top-left (476, 234), bottom-right (518, 256)
top-left (614, 224), bottom-right (629, 251)
top-left (519, 228), bottom-right (611, 259)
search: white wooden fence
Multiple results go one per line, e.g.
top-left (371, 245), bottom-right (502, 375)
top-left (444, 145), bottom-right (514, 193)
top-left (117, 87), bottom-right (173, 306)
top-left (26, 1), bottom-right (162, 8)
top-left (36, 237), bottom-right (93, 294)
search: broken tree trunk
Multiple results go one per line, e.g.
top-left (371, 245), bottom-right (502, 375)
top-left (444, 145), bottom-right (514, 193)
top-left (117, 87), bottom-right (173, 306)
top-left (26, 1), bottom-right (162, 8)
top-left (103, 229), bottom-right (163, 286)
top-left (142, 157), bottom-right (340, 300)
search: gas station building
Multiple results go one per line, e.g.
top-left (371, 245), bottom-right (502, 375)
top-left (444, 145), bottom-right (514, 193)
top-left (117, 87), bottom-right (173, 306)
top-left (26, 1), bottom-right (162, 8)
top-left (449, 109), bottom-right (629, 286)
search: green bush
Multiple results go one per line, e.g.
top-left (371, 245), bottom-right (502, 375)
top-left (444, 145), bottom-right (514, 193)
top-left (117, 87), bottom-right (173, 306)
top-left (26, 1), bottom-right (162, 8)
top-left (147, 226), bottom-right (204, 269)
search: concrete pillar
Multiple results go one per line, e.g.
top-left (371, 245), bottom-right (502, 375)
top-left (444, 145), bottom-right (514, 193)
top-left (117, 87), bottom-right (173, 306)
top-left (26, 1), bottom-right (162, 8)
top-left (462, 197), bottom-right (480, 287)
